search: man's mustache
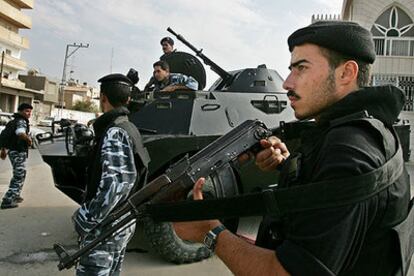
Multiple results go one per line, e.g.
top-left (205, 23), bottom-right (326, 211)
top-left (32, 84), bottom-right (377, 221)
top-left (287, 90), bottom-right (300, 99)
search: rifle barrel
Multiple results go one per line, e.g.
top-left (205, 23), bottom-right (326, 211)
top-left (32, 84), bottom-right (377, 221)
top-left (167, 27), bottom-right (233, 84)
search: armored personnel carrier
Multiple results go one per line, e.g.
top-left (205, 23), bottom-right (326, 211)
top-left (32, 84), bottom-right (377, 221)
top-left (36, 28), bottom-right (410, 264)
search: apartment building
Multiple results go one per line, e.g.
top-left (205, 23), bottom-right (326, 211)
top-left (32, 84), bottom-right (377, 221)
top-left (0, 0), bottom-right (39, 113)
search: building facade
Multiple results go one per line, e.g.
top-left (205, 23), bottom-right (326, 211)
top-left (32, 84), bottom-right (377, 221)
top-left (59, 80), bottom-right (94, 110)
top-left (19, 70), bottom-right (59, 120)
top-left (342, 0), bottom-right (414, 113)
top-left (313, 0), bottom-right (414, 113)
top-left (0, 0), bottom-right (36, 113)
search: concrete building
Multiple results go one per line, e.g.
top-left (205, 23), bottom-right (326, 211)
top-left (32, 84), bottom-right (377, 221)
top-left (18, 70), bottom-right (59, 121)
top-left (0, 0), bottom-right (37, 113)
top-left (59, 80), bottom-right (94, 110)
top-left (312, 0), bottom-right (414, 113)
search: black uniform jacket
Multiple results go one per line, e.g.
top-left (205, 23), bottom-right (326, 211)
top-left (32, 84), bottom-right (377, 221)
top-left (273, 85), bottom-right (411, 276)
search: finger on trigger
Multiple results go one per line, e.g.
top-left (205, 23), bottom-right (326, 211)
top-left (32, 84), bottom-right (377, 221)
top-left (193, 178), bottom-right (205, 200)
top-left (268, 136), bottom-right (281, 145)
top-left (260, 139), bottom-right (272, 148)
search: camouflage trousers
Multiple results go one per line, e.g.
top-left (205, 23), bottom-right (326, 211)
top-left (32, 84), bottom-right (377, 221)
top-left (2, 151), bottom-right (27, 201)
top-left (76, 223), bottom-right (136, 276)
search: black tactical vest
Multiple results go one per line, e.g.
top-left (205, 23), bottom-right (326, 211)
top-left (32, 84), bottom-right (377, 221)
top-left (85, 115), bottom-right (150, 203)
top-left (268, 112), bottom-right (413, 275)
top-left (8, 114), bottom-right (30, 152)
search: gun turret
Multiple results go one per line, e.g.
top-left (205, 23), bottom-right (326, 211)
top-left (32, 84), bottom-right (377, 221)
top-left (167, 27), bottom-right (233, 89)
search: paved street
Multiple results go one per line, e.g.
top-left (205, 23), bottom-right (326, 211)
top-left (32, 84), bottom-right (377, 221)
top-left (0, 148), bottom-right (413, 276)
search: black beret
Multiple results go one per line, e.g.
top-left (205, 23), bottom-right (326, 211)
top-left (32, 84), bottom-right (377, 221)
top-left (97, 73), bottom-right (133, 101)
top-left (98, 73), bottom-right (133, 86)
top-left (18, 103), bottom-right (33, 111)
top-left (160, 36), bottom-right (174, 46)
top-left (288, 21), bottom-right (376, 64)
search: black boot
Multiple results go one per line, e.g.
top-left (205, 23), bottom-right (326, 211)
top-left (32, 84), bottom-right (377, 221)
top-left (1, 198), bottom-right (19, 209)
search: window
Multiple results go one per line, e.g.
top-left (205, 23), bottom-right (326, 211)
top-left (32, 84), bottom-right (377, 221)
top-left (371, 6), bottom-right (414, 57)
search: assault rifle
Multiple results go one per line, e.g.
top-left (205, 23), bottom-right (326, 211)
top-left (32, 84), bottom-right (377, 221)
top-left (54, 119), bottom-right (272, 270)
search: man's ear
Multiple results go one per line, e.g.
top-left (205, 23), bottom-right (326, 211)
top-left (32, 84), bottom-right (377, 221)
top-left (337, 60), bottom-right (358, 86)
top-left (101, 94), bottom-right (107, 104)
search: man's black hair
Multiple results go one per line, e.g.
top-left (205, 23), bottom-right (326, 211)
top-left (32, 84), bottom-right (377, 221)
top-left (160, 37), bottom-right (174, 46)
top-left (319, 47), bottom-right (372, 87)
top-left (153, 60), bottom-right (170, 71)
top-left (98, 74), bottom-right (133, 107)
top-left (18, 103), bottom-right (33, 111)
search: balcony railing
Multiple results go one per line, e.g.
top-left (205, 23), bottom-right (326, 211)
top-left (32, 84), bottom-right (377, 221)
top-left (0, 78), bottom-right (26, 89)
top-left (372, 74), bottom-right (414, 111)
top-left (0, 0), bottom-right (32, 29)
top-left (373, 37), bottom-right (414, 57)
top-left (0, 24), bottom-right (29, 49)
top-left (2, 53), bottom-right (27, 71)
top-left (9, 0), bottom-right (34, 9)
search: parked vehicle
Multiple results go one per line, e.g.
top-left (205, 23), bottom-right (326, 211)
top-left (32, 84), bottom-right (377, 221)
top-left (38, 116), bottom-right (55, 127)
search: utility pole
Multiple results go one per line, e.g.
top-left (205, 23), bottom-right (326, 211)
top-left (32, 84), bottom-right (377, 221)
top-left (59, 42), bottom-right (89, 117)
top-left (110, 47), bottom-right (114, 73)
top-left (0, 51), bottom-right (5, 87)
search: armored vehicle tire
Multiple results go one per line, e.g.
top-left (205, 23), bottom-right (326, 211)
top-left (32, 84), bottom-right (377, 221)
top-left (143, 164), bottom-right (239, 264)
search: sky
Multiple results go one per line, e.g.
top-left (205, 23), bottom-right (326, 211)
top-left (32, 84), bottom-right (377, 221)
top-left (20, 0), bottom-right (343, 90)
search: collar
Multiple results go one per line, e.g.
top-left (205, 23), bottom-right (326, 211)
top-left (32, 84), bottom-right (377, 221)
top-left (317, 85), bottom-right (405, 127)
top-left (13, 113), bottom-right (29, 122)
top-left (93, 106), bottom-right (129, 139)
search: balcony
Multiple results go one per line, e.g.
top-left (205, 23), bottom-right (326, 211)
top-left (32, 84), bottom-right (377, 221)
top-left (373, 37), bottom-right (414, 57)
top-left (1, 77), bottom-right (26, 89)
top-left (0, 0), bottom-right (32, 29)
top-left (0, 24), bottom-right (29, 49)
top-left (9, 0), bottom-right (33, 9)
top-left (2, 53), bottom-right (26, 71)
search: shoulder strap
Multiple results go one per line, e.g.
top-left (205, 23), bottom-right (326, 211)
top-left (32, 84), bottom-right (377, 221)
top-left (146, 145), bottom-right (404, 222)
top-left (113, 116), bottom-right (150, 168)
top-left (330, 111), bottom-right (395, 160)
top-left (113, 116), bottom-right (150, 194)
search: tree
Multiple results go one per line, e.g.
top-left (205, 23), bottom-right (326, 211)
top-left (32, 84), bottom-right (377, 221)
top-left (72, 99), bottom-right (99, 113)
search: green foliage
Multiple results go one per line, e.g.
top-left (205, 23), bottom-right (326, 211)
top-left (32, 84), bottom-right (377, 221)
top-left (72, 99), bottom-right (99, 113)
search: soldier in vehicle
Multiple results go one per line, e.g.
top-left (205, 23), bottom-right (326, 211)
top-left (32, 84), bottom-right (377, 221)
top-left (143, 37), bottom-right (176, 91)
top-left (72, 73), bottom-right (149, 275)
top-left (152, 60), bottom-right (199, 92)
top-left (160, 36), bottom-right (176, 59)
top-left (174, 21), bottom-right (412, 275)
top-left (0, 103), bottom-right (33, 209)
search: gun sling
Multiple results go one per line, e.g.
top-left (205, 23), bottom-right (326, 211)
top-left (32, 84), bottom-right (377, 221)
top-left (146, 145), bottom-right (404, 222)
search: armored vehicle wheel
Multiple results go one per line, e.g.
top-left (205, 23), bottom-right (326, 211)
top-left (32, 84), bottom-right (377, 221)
top-left (143, 164), bottom-right (239, 264)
